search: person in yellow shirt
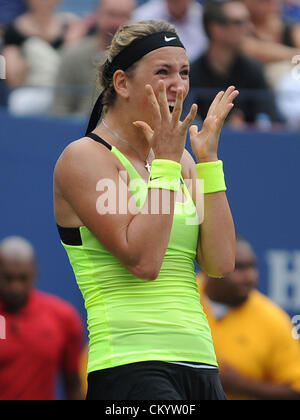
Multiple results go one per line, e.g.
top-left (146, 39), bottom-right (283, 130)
top-left (198, 235), bottom-right (300, 400)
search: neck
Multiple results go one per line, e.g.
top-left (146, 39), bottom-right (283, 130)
top-left (206, 43), bottom-right (236, 75)
top-left (95, 107), bottom-right (151, 161)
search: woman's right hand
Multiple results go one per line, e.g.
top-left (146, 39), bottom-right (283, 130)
top-left (133, 80), bottom-right (198, 163)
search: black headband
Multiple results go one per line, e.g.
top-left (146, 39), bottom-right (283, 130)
top-left (85, 31), bottom-right (185, 135)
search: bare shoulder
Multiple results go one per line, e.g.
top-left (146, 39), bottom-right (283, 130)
top-left (53, 136), bottom-right (122, 227)
top-left (54, 137), bottom-right (120, 191)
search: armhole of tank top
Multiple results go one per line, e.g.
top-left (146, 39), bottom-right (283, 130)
top-left (57, 134), bottom-right (112, 246)
top-left (57, 225), bottom-right (82, 246)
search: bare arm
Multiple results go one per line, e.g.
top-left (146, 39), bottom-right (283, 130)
top-left (220, 363), bottom-right (300, 400)
top-left (241, 36), bottom-right (300, 64)
top-left (291, 25), bottom-right (300, 49)
top-left (189, 87), bottom-right (238, 278)
top-left (2, 45), bottom-right (27, 87)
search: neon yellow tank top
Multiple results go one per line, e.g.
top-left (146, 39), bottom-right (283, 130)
top-left (60, 145), bottom-right (217, 373)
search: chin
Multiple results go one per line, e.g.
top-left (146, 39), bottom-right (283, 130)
top-left (231, 294), bottom-right (249, 307)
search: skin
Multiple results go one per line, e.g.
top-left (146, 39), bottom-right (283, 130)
top-left (0, 252), bottom-right (83, 400)
top-left (204, 239), bottom-right (258, 307)
top-left (209, 2), bottom-right (252, 51)
top-left (240, 0), bottom-right (300, 62)
top-left (0, 255), bottom-right (36, 313)
top-left (54, 44), bottom-right (237, 279)
top-left (65, 0), bottom-right (136, 48)
top-left (165, 0), bottom-right (193, 21)
top-left (3, 0), bottom-right (72, 87)
top-left (95, 0), bottom-right (136, 47)
top-left (204, 239), bottom-right (300, 400)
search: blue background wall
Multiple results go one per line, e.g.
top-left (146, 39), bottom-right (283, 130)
top-left (1, 109), bottom-right (300, 330)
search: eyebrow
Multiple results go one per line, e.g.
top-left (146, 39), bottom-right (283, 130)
top-left (154, 63), bottom-right (190, 69)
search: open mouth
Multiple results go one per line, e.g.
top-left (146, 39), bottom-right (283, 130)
top-left (169, 103), bottom-right (175, 113)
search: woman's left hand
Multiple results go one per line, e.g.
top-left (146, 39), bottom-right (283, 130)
top-left (189, 86), bottom-right (239, 163)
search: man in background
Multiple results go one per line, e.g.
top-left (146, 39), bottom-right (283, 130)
top-left (51, 0), bottom-right (136, 116)
top-left (189, 0), bottom-right (284, 127)
top-left (133, 0), bottom-right (208, 62)
top-left (198, 236), bottom-right (300, 400)
top-left (0, 236), bottom-right (84, 400)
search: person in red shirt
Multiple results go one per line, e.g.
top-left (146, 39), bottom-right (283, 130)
top-left (0, 236), bottom-right (84, 400)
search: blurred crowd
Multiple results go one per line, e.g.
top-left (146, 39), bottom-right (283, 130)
top-left (0, 0), bottom-right (300, 128)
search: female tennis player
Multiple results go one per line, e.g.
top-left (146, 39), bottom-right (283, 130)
top-left (54, 20), bottom-right (238, 400)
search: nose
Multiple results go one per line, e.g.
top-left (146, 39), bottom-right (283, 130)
top-left (167, 73), bottom-right (188, 97)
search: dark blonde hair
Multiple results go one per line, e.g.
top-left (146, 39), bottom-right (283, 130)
top-left (98, 20), bottom-right (178, 111)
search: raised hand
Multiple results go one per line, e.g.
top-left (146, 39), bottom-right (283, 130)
top-left (133, 80), bottom-right (198, 163)
top-left (189, 86), bottom-right (239, 163)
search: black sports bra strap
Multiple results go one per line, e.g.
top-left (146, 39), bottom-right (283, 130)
top-left (86, 133), bottom-right (112, 151)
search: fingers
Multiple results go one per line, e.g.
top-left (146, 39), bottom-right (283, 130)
top-left (157, 80), bottom-right (171, 121)
top-left (171, 87), bottom-right (184, 123)
top-left (207, 86), bottom-right (239, 118)
top-left (219, 86), bottom-right (238, 109)
top-left (145, 84), bottom-right (161, 126)
top-left (133, 121), bottom-right (154, 145)
top-left (219, 86), bottom-right (239, 120)
top-left (182, 103), bottom-right (198, 130)
top-left (207, 91), bottom-right (225, 117)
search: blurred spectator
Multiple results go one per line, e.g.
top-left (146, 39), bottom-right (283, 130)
top-left (275, 61), bottom-right (300, 128)
top-left (0, 81), bottom-right (8, 108)
top-left (198, 236), bottom-right (300, 400)
top-left (0, 0), bottom-right (27, 26)
top-left (189, 0), bottom-right (284, 128)
top-left (0, 43), bottom-right (8, 107)
top-left (0, 236), bottom-right (84, 400)
top-left (239, 0), bottom-right (300, 88)
top-left (51, 0), bottom-right (136, 116)
top-left (241, 0), bottom-right (300, 68)
top-left (2, 0), bottom-right (79, 114)
top-left (133, 0), bottom-right (208, 62)
top-left (242, 0), bottom-right (300, 51)
top-left (80, 345), bottom-right (89, 398)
